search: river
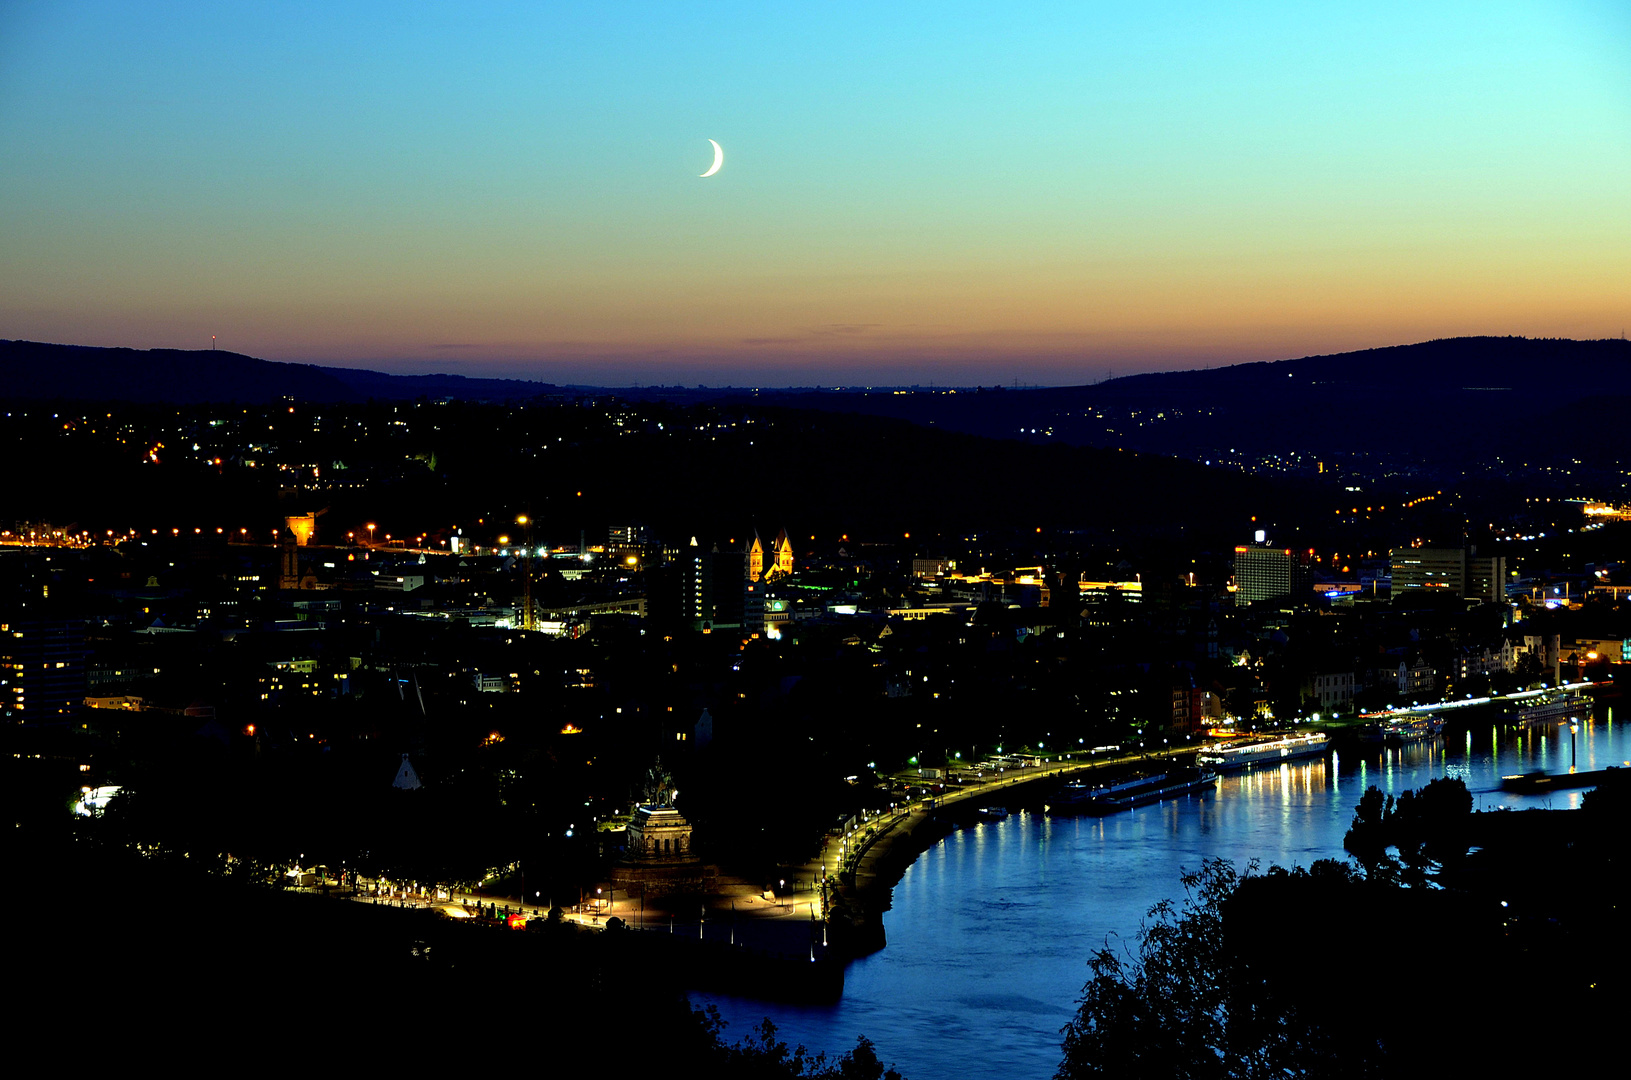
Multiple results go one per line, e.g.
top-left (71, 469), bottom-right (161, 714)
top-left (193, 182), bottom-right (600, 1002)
top-left (698, 709), bottom-right (1624, 1079)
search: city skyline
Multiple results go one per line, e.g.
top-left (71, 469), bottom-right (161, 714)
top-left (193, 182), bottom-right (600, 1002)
top-left (5, 7), bottom-right (1627, 1063)
top-left (3, 2), bottom-right (1629, 385)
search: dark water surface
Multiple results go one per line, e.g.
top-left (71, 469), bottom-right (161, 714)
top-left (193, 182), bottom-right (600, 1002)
top-left (700, 711), bottom-right (1625, 1079)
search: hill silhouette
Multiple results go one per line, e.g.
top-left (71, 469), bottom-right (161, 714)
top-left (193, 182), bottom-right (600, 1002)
top-left (6, 336), bottom-right (1626, 491)
top-left (0, 340), bottom-right (562, 405)
top-left (0, 340), bottom-right (359, 403)
top-left (744, 336), bottom-right (1631, 467)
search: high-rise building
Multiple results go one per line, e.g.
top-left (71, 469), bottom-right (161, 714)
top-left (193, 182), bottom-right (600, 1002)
top-left (1, 617), bottom-right (88, 724)
top-left (1390, 547), bottom-right (1465, 597)
top-left (607, 525), bottom-right (648, 547)
top-left (1233, 543), bottom-right (1313, 605)
top-left (1465, 554), bottom-right (1507, 603)
top-left (1390, 546), bottom-right (1506, 602)
top-left (679, 539), bottom-right (745, 632)
top-left (743, 579), bottom-right (766, 636)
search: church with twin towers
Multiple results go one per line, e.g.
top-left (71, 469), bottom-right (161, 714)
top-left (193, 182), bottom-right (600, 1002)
top-left (747, 527), bottom-right (795, 583)
top-left (667, 525), bottom-right (796, 635)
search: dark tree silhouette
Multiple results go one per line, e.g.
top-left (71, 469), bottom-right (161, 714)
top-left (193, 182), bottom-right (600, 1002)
top-left (1343, 778), bottom-right (1471, 883)
top-left (1057, 859), bottom-right (1383, 1079)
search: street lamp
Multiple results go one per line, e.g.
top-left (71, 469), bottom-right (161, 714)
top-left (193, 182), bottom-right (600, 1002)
top-left (365, 523), bottom-right (376, 545)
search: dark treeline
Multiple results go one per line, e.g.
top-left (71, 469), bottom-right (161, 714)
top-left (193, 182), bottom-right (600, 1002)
top-left (1058, 773), bottom-right (1631, 1077)
top-left (0, 393), bottom-right (1317, 548)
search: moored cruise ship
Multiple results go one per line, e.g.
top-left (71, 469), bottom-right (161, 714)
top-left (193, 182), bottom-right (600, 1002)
top-left (1507, 693), bottom-right (1585, 727)
top-left (1196, 732), bottom-right (1331, 772)
top-left (1353, 714), bottom-right (1445, 747)
top-left (1383, 714), bottom-right (1444, 745)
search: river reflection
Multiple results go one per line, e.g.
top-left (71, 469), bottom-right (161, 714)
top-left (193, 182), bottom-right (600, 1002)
top-left (699, 710), bottom-right (1623, 1080)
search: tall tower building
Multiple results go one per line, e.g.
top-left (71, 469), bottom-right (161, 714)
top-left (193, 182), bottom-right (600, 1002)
top-left (771, 528), bottom-right (794, 579)
top-left (1391, 546), bottom-right (1507, 602)
top-left (1390, 547), bottom-right (1466, 597)
top-left (680, 539), bottom-right (746, 631)
top-left (1234, 543), bottom-right (1313, 605)
top-left (1465, 554), bottom-right (1507, 603)
top-left (1, 617), bottom-right (88, 724)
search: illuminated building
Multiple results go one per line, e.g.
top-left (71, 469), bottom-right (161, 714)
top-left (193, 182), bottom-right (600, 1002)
top-left (1233, 543), bottom-right (1313, 605)
top-left (1300, 671), bottom-right (1355, 710)
top-left (1391, 652), bottom-right (1435, 697)
top-left (1520, 632), bottom-right (1562, 683)
top-left (284, 513), bottom-right (317, 546)
top-left (747, 527), bottom-right (794, 582)
top-left (1465, 554), bottom-right (1507, 603)
top-left (607, 524), bottom-right (647, 547)
top-left (911, 557), bottom-right (954, 579)
top-left (1390, 547), bottom-right (1506, 601)
top-left (1571, 636), bottom-right (1627, 664)
top-left (611, 759), bottom-right (719, 899)
top-left (1, 617), bottom-right (88, 724)
top-left (743, 579), bottom-right (766, 635)
top-left (680, 538), bottom-right (745, 631)
top-left (278, 529), bottom-right (308, 590)
top-left (1389, 547), bottom-right (1463, 596)
top-left (771, 528), bottom-right (794, 579)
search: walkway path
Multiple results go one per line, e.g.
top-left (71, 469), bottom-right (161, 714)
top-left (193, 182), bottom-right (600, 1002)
top-left (324, 750), bottom-right (1192, 958)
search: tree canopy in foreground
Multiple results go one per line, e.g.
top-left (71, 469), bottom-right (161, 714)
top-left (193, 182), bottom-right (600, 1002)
top-left (1057, 858), bottom-right (1383, 1079)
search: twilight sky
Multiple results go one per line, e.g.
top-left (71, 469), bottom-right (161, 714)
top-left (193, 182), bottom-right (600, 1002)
top-left (2, 2), bottom-right (1628, 385)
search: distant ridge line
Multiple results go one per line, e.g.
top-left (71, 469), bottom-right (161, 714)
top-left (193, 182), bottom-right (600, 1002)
top-left (2, 334), bottom-right (1627, 405)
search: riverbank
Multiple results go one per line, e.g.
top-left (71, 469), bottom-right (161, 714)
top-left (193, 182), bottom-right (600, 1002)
top-left (700, 712), bottom-right (1629, 1079)
top-left (818, 755), bottom-right (1168, 958)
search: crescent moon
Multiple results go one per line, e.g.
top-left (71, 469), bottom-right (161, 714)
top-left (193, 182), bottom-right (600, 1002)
top-left (700, 138), bottom-right (724, 178)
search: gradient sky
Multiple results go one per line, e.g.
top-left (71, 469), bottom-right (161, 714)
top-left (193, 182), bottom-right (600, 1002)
top-left (2, 2), bottom-right (1628, 385)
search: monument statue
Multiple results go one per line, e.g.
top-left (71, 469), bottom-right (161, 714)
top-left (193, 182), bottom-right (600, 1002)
top-left (642, 756), bottom-right (677, 808)
top-left (615, 756), bottom-right (714, 897)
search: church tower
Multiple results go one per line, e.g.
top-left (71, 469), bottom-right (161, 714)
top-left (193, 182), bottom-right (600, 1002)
top-left (747, 532), bottom-right (765, 582)
top-left (771, 528), bottom-right (794, 579)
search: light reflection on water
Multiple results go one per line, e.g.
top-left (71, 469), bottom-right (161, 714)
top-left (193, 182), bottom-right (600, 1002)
top-left (698, 709), bottom-right (1623, 1080)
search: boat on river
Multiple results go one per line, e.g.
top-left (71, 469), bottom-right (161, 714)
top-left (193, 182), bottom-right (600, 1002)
top-left (1050, 769), bottom-right (1217, 815)
top-left (1353, 714), bottom-right (1443, 747)
top-left (1507, 693), bottom-right (1585, 727)
top-left (1111, 768), bottom-right (1218, 810)
top-left (1383, 714), bottom-right (1444, 745)
top-left (1499, 765), bottom-right (1622, 793)
top-left (1196, 732), bottom-right (1331, 773)
top-left (1050, 774), bottom-right (1162, 815)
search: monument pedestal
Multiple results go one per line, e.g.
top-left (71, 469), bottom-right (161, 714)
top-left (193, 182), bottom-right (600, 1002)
top-left (610, 804), bottom-right (717, 900)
